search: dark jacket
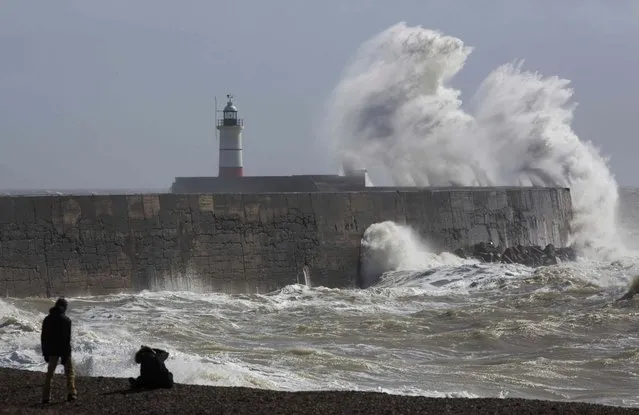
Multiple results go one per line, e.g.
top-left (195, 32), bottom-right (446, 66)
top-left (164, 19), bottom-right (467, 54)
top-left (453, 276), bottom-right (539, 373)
top-left (41, 305), bottom-right (72, 358)
top-left (134, 346), bottom-right (173, 388)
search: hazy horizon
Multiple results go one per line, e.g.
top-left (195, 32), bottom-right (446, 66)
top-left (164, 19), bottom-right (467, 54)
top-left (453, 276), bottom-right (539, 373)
top-left (1, 1), bottom-right (638, 190)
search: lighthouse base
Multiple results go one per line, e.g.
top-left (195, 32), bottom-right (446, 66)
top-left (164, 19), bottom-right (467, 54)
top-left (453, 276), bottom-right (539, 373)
top-left (218, 167), bottom-right (244, 178)
top-left (171, 174), bottom-right (367, 193)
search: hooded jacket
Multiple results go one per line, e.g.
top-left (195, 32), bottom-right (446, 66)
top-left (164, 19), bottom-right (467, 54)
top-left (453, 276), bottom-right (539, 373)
top-left (41, 304), bottom-right (72, 358)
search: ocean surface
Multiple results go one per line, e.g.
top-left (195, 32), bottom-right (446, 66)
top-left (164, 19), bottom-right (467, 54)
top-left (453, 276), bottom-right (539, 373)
top-left (2, 23), bottom-right (639, 408)
top-left (0, 188), bottom-right (638, 408)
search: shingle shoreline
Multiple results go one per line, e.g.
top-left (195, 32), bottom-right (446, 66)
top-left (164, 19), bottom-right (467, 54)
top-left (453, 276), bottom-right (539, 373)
top-left (1, 367), bottom-right (637, 414)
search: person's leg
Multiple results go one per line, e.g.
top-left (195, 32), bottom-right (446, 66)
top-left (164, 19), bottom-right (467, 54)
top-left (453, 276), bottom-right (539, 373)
top-left (63, 357), bottom-right (77, 400)
top-left (164, 372), bottom-right (174, 389)
top-left (42, 356), bottom-right (59, 403)
top-left (128, 377), bottom-right (139, 388)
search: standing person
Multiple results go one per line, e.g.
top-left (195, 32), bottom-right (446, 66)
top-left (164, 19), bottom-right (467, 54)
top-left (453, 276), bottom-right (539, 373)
top-left (41, 297), bottom-right (77, 403)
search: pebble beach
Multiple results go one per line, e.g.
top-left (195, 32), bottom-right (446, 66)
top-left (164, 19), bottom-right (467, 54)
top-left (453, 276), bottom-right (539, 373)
top-left (2, 368), bottom-right (638, 415)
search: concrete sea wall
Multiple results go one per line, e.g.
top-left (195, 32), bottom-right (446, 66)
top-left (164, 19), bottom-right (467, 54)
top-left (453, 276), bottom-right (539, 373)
top-left (0, 188), bottom-right (572, 297)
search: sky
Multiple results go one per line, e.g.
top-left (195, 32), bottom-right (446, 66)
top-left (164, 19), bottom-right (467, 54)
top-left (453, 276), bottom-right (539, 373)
top-left (1, 0), bottom-right (638, 190)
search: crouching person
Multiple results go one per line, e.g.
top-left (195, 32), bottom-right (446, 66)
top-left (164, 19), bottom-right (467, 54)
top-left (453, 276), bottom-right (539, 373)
top-left (41, 298), bottom-right (77, 403)
top-left (128, 346), bottom-right (174, 389)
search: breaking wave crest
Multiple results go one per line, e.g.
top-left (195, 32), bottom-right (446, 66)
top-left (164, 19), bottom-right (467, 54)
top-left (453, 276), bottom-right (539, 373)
top-left (359, 221), bottom-right (471, 287)
top-left (325, 22), bottom-right (623, 258)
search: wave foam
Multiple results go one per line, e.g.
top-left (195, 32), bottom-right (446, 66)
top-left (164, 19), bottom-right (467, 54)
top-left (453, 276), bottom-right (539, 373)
top-left (325, 22), bottom-right (623, 258)
top-left (359, 221), bottom-right (471, 287)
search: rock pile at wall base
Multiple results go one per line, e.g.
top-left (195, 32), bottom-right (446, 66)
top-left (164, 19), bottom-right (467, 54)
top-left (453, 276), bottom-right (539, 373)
top-left (455, 242), bottom-right (578, 267)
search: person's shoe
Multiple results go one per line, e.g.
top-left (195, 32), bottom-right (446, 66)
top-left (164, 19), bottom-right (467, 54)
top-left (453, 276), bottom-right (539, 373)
top-left (128, 377), bottom-right (137, 388)
top-left (67, 393), bottom-right (77, 402)
top-left (41, 398), bottom-right (50, 404)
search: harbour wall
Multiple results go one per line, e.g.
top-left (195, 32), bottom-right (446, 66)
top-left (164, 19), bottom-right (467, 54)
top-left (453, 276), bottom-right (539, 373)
top-left (0, 188), bottom-right (572, 297)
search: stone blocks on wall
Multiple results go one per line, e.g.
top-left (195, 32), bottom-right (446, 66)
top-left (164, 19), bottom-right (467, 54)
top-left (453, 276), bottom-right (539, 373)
top-left (0, 187), bottom-right (572, 297)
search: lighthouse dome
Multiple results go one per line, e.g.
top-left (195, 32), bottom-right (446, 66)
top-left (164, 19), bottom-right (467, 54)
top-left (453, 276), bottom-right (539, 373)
top-left (223, 102), bottom-right (238, 112)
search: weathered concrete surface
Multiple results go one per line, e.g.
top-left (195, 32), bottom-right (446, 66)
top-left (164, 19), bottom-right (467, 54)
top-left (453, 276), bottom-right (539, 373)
top-left (0, 188), bottom-right (572, 297)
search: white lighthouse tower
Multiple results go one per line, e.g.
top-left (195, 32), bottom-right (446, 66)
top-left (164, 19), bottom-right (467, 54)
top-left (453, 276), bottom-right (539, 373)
top-left (216, 94), bottom-right (244, 178)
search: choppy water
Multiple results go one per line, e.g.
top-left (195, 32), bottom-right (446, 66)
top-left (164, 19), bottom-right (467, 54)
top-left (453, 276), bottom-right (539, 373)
top-left (1, 188), bottom-right (638, 407)
top-left (2, 23), bottom-right (639, 408)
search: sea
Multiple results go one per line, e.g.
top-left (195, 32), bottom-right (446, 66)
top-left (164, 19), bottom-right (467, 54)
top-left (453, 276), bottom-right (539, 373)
top-left (0, 188), bottom-right (637, 407)
top-left (2, 23), bottom-right (639, 408)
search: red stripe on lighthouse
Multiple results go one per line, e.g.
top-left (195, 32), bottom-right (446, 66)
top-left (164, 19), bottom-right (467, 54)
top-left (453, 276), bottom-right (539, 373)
top-left (218, 167), bottom-right (244, 178)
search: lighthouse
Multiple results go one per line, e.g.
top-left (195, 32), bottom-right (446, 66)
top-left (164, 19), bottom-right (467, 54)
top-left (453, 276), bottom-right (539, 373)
top-left (217, 94), bottom-right (244, 178)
